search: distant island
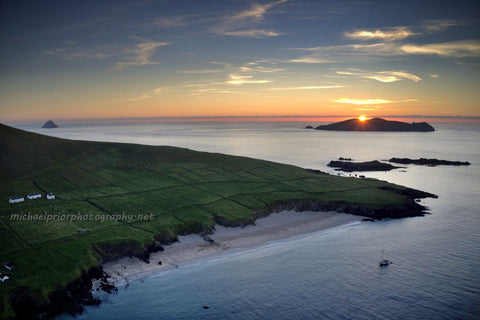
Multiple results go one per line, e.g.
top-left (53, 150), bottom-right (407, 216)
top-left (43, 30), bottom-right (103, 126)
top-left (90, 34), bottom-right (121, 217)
top-left (389, 158), bottom-right (471, 166)
top-left (307, 117), bottom-right (435, 132)
top-left (42, 120), bottom-right (58, 128)
top-left (328, 160), bottom-right (402, 172)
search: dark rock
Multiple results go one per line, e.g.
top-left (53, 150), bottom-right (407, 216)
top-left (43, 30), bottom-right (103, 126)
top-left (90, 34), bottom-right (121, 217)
top-left (304, 125), bottom-right (314, 129)
top-left (42, 120), bottom-right (59, 128)
top-left (388, 157), bottom-right (470, 166)
top-left (327, 160), bottom-right (402, 172)
top-left (315, 118), bottom-right (434, 132)
top-left (362, 218), bottom-right (375, 222)
top-left (203, 305), bottom-right (210, 309)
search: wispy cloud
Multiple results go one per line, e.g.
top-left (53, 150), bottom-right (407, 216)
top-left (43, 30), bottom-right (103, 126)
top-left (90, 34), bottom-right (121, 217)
top-left (332, 98), bottom-right (419, 105)
top-left (177, 69), bottom-right (227, 74)
top-left (151, 16), bottom-right (186, 29)
top-left (289, 57), bottom-right (335, 64)
top-left (430, 74), bottom-right (440, 78)
top-left (290, 39), bottom-right (480, 62)
top-left (240, 60), bottom-right (284, 73)
top-left (129, 94), bottom-right (151, 102)
top-left (226, 74), bottom-right (273, 85)
top-left (41, 43), bottom-right (111, 60)
top-left (345, 26), bottom-right (417, 41)
top-left (116, 41), bottom-right (169, 68)
top-left (336, 69), bottom-right (421, 82)
top-left (222, 29), bottom-right (282, 38)
top-left (422, 19), bottom-right (468, 33)
top-left (214, 0), bottom-right (288, 38)
top-left (192, 88), bottom-right (245, 95)
top-left (401, 40), bottom-right (480, 57)
top-left (266, 86), bottom-right (343, 91)
top-left (332, 98), bottom-right (394, 105)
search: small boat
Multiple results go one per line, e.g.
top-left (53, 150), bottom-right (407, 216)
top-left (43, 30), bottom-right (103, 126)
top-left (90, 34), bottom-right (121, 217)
top-left (379, 250), bottom-right (392, 267)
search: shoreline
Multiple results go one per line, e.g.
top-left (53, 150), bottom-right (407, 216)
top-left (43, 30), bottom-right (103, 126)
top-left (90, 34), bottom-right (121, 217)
top-left (102, 211), bottom-right (364, 286)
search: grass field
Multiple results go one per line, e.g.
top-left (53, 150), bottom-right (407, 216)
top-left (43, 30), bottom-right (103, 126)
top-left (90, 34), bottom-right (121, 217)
top-left (0, 123), bottom-right (424, 318)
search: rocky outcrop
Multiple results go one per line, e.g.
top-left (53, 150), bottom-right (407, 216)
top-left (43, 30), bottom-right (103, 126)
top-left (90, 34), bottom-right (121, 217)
top-left (327, 160), bottom-right (402, 172)
top-left (10, 266), bottom-right (105, 319)
top-left (389, 157), bottom-right (471, 166)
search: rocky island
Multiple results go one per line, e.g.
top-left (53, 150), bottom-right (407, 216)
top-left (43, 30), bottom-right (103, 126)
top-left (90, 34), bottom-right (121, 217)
top-left (308, 117), bottom-right (435, 132)
top-left (389, 158), bottom-right (471, 166)
top-left (42, 120), bottom-right (59, 128)
top-left (328, 160), bottom-right (402, 172)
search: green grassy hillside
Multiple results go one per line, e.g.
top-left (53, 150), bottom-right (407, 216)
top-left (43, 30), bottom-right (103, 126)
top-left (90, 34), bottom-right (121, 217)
top-left (0, 123), bottom-right (430, 318)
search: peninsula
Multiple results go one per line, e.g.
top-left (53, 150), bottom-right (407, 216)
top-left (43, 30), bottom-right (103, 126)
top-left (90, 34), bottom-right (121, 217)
top-left (0, 124), bottom-right (435, 319)
top-left (309, 117), bottom-right (435, 132)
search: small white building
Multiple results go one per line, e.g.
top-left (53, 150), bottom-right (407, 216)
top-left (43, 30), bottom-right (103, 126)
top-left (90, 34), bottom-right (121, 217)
top-left (3, 262), bottom-right (15, 271)
top-left (0, 273), bottom-right (9, 283)
top-left (27, 193), bottom-right (42, 200)
top-left (8, 197), bottom-right (24, 204)
top-left (46, 193), bottom-right (55, 200)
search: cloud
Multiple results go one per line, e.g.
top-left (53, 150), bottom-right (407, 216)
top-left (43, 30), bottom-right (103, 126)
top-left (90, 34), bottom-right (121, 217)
top-left (214, 0), bottom-right (288, 37)
top-left (332, 98), bottom-right (419, 105)
top-left (345, 26), bottom-right (417, 41)
top-left (430, 74), bottom-right (439, 78)
top-left (222, 29), bottom-right (282, 38)
top-left (192, 88), bottom-right (245, 95)
top-left (129, 94), bottom-right (151, 102)
top-left (240, 60), bottom-right (284, 73)
top-left (422, 19), bottom-right (468, 33)
top-left (332, 98), bottom-right (394, 105)
top-left (290, 40), bottom-right (480, 62)
top-left (266, 86), bottom-right (343, 91)
top-left (177, 69), bottom-right (227, 74)
top-left (151, 16), bottom-right (186, 29)
top-left (336, 69), bottom-right (421, 82)
top-left (289, 57), bottom-right (335, 64)
top-left (226, 74), bottom-right (273, 85)
top-left (116, 41), bottom-right (169, 68)
top-left (230, 0), bottom-right (288, 22)
top-left (41, 44), bottom-right (110, 60)
top-left (401, 40), bottom-right (480, 57)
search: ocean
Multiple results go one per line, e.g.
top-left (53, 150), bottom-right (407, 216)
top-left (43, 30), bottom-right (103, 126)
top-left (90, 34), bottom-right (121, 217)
top-left (17, 121), bottom-right (480, 319)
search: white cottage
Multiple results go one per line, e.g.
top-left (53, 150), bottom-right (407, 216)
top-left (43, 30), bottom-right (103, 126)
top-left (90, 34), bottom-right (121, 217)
top-left (27, 193), bottom-right (41, 200)
top-left (8, 197), bottom-right (24, 204)
top-left (0, 273), bottom-right (9, 283)
top-left (46, 193), bottom-right (55, 200)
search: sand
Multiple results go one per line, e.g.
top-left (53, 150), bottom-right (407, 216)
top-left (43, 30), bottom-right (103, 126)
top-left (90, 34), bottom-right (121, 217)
top-left (102, 211), bottom-right (364, 285)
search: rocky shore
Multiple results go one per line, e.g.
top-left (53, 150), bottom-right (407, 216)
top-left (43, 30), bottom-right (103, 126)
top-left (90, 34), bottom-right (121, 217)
top-left (19, 188), bottom-right (436, 319)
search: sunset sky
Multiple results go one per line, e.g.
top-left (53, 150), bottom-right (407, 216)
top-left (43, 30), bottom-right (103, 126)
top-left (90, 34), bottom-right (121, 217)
top-left (1, 0), bottom-right (479, 121)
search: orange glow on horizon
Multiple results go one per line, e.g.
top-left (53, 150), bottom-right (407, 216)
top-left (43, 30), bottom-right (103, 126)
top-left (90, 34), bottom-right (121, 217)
top-left (358, 115), bottom-right (368, 121)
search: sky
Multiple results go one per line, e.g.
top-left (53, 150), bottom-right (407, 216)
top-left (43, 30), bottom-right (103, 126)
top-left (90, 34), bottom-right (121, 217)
top-left (0, 0), bottom-right (479, 122)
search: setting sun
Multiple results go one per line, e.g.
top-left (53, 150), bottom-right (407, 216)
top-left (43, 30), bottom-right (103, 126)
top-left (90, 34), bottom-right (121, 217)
top-left (358, 115), bottom-right (367, 122)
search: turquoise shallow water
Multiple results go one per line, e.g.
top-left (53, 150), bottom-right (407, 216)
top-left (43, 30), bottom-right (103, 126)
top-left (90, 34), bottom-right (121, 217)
top-left (18, 121), bottom-right (480, 319)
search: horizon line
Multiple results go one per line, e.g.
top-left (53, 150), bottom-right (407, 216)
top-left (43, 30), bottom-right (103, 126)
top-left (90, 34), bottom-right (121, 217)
top-left (3, 114), bottom-right (480, 125)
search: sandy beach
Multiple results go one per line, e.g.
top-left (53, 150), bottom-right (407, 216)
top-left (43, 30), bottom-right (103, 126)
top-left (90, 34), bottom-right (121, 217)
top-left (102, 211), bottom-right (364, 285)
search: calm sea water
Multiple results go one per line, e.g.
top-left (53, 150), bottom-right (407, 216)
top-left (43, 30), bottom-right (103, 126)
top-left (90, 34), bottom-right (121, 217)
top-left (16, 121), bottom-right (480, 319)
